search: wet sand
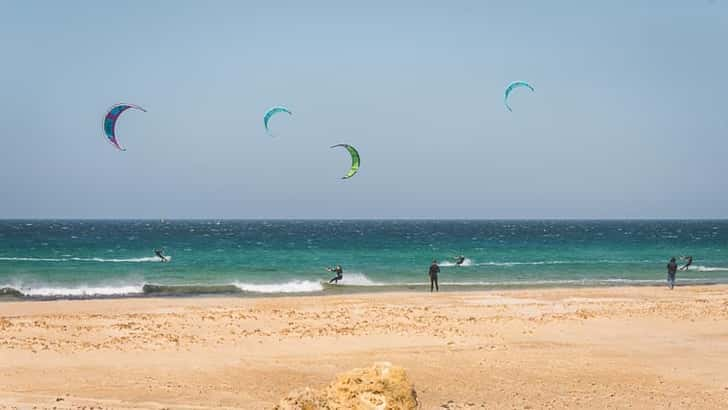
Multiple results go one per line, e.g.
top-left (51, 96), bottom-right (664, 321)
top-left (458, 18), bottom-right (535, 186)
top-left (2, 285), bottom-right (728, 409)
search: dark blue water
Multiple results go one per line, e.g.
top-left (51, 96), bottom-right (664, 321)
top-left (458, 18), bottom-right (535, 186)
top-left (0, 220), bottom-right (726, 298)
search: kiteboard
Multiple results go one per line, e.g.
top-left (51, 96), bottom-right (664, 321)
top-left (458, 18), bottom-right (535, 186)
top-left (321, 281), bottom-right (341, 290)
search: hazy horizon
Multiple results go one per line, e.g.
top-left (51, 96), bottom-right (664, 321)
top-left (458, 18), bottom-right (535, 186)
top-left (2, 1), bottom-right (726, 219)
top-left (2, 218), bottom-right (728, 221)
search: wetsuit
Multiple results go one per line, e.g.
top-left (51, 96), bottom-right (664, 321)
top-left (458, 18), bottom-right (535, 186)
top-left (680, 256), bottom-right (693, 271)
top-left (154, 250), bottom-right (167, 262)
top-left (328, 266), bottom-right (343, 284)
top-left (667, 260), bottom-right (678, 289)
top-left (455, 256), bottom-right (465, 266)
top-left (429, 262), bottom-right (440, 292)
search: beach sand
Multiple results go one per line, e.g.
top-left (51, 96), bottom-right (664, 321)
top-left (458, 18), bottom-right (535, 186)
top-left (2, 285), bottom-right (728, 409)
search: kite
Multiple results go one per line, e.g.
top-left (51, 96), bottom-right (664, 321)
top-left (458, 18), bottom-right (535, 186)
top-left (103, 103), bottom-right (146, 151)
top-left (504, 81), bottom-right (534, 112)
top-left (263, 106), bottom-right (292, 136)
top-left (330, 144), bottom-right (360, 179)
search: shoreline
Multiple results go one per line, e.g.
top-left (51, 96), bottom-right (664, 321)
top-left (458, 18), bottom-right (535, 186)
top-left (2, 285), bottom-right (728, 408)
top-left (2, 277), bottom-right (727, 302)
top-left (3, 282), bottom-right (727, 306)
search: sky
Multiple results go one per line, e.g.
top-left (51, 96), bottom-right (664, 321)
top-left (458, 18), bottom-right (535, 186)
top-left (0, 1), bottom-right (726, 219)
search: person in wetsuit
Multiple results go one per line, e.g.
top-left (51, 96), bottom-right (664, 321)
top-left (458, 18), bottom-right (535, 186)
top-left (327, 265), bottom-right (343, 284)
top-left (429, 260), bottom-right (440, 292)
top-left (679, 256), bottom-right (693, 271)
top-left (667, 257), bottom-right (678, 289)
top-left (455, 255), bottom-right (466, 266)
top-left (154, 248), bottom-right (167, 262)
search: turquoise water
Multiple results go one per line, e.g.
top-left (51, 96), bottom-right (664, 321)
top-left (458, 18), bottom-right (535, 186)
top-left (1, 220), bottom-right (727, 299)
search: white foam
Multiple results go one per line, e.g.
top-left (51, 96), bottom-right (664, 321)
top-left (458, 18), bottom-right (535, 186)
top-left (74, 256), bottom-right (172, 263)
top-left (695, 266), bottom-right (728, 272)
top-left (439, 258), bottom-right (473, 267)
top-left (17, 284), bottom-right (144, 297)
top-left (0, 257), bottom-right (66, 262)
top-left (333, 272), bottom-right (382, 286)
top-left (0, 256), bottom-right (171, 263)
top-left (232, 280), bottom-right (323, 293)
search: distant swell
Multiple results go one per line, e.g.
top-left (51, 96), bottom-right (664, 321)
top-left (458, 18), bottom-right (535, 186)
top-left (0, 256), bottom-right (171, 263)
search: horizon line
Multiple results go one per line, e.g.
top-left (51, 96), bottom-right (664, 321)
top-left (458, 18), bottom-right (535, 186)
top-left (1, 217), bottom-right (727, 221)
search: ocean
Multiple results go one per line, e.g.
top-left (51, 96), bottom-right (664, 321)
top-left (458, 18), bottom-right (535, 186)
top-left (0, 220), bottom-right (726, 299)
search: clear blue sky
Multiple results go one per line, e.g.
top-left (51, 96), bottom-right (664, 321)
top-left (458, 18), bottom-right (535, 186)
top-left (1, 1), bottom-right (726, 218)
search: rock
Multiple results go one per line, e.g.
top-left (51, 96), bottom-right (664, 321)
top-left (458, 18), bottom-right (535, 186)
top-left (275, 362), bottom-right (418, 410)
top-left (276, 387), bottom-right (324, 410)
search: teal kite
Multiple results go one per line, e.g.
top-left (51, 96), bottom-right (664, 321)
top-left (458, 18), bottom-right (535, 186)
top-left (330, 144), bottom-right (360, 179)
top-left (504, 81), bottom-right (534, 112)
top-left (103, 103), bottom-right (146, 151)
top-left (263, 106), bottom-right (292, 136)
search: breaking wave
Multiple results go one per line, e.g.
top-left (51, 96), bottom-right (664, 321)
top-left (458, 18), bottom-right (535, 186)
top-left (232, 280), bottom-right (323, 293)
top-left (1, 284), bottom-right (145, 298)
top-left (328, 272), bottom-right (383, 286)
top-left (2, 273), bottom-right (728, 301)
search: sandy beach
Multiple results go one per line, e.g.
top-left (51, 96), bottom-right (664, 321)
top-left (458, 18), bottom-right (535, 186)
top-left (2, 285), bottom-right (728, 409)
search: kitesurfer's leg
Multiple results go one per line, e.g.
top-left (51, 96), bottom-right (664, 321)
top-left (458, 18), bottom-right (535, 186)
top-left (430, 276), bottom-right (439, 292)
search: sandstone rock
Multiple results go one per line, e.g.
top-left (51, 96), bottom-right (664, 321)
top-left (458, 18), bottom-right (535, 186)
top-left (275, 362), bottom-right (418, 410)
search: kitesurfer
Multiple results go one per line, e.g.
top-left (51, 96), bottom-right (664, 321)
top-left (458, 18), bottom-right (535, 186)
top-left (455, 255), bottom-right (466, 266)
top-left (679, 256), bottom-right (693, 271)
top-left (327, 265), bottom-right (343, 284)
top-left (667, 257), bottom-right (678, 289)
top-left (154, 249), bottom-right (167, 262)
top-left (429, 260), bottom-right (440, 292)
